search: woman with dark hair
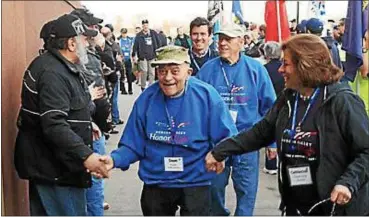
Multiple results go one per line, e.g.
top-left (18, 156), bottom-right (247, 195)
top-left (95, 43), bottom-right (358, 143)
top-left (206, 34), bottom-right (369, 216)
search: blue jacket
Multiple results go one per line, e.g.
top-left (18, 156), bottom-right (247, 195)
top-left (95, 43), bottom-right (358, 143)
top-left (119, 36), bottom-right (134, 61)
top-left (111, 77), bottom-right (238, 187)
top-left (197, 54), bottom-right (276, 132)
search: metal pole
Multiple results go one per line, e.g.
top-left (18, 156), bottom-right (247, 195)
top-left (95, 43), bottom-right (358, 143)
top-left (276, 0), bottom-right (282, 42)
top-left (296, 1), bottom-right (300, 24)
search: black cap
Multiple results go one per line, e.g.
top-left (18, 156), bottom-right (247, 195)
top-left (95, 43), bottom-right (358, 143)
top-left (142, 19), bottom-right (149, 24)
top-left (40, 20), bottom-right (56, 39)
top-left (120, 28), bottom-right (128, 33)
top-left (290, 18), bottom-right (296, 23)
top-left (50, 14), bottom-right (98, 38)
top-left (105, 24), bottom-right (114, 32)
top-left (70, 8), bottom-right (103, 26)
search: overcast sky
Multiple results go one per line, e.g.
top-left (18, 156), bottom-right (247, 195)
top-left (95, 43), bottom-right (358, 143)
top-left (82, 1), bottom-right (348, 27)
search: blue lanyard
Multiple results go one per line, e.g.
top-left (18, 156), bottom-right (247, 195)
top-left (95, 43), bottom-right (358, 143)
top-left (190, 49), bottom-right (211, 72)
top-left (291, 88), bottom-right (320, 132)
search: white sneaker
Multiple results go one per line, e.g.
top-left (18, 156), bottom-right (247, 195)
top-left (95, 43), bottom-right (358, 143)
top-left (263, 167), bottom-right (277, 175)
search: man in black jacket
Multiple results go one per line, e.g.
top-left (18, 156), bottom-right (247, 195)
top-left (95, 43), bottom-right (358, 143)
top-left (132, 19), bottom-right (160, 91)
top-left (14, 14), bottom-right (109, 216)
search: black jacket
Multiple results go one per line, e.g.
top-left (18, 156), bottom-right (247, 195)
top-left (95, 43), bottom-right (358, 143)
top-left (132, 29), bottom-right (160, 61)
top-left (14, 49), bottom-right (94, 188)
top-left (264, 59), bottom-right (284, 95)
top-left (212, 83), bottom-right (369, 215)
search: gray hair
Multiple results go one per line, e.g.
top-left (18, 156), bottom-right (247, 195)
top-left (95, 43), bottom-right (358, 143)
top-left (264, 41), bottom-right (282, 60)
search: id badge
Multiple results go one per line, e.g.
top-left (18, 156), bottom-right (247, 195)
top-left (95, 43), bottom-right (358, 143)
top-left (287, 165), bottom-right (313, 187)
top-left (164, 157), bottom-right (184, 172)
top-left (230, 110), bottom-right (238, 123)
top-left (145, 37), bottom-right (152, 45)
top-left (124, 52), bottom-right (130, 57)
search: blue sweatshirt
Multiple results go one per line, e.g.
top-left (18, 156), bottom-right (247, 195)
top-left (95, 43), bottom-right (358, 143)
top-left (119, 36), bottom-right (134, 61)
top-left (111, 77), bottom-right (238, 187)
top-left (196, 54), bottom-right (276, 132)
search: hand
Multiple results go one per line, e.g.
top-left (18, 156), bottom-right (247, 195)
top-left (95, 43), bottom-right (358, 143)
top-left (91, 122), bottom-right (102, 141)
top-left (89, 86), bottom-right (106, 101)
top-left (205, 152), bottom-right (225, 174)
top-left (91, 155), bottom-right (114, 178)
top-left (330, 185), bottom-right (352, 205)
top-left (84, 153), bottom-right (109, 178)
top-left (116, 54), bottom-right (123, 63)
top-left (266, 148), bottom-right (277, 160)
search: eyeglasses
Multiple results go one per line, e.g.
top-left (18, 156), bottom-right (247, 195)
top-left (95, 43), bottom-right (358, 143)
top-left (281, 198), bottom-right (337, 216)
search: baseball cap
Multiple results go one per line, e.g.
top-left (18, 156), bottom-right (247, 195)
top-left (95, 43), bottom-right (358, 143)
top-left (306, 18), bottom-right (324, 34)
top-left (142, 19), bottom-right (149, 24)
top-left (50, 14), bottom-right (98, 38)
top-left (121, 28), bottom-right (128, 33)
top-left (70, 8), bottom-right (103, 26)
top-left (151, 45), bottom-right (190, 67)
top-left (215, 23), bottom-right (245, 37)
top-left (40, 19), bottom-right (56, 40)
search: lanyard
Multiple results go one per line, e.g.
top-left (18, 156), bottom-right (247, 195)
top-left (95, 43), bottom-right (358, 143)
top-left (163, 81), bottom-right (188, 144)
top-left (291, 88), bottom-right (320, 132)
top-left (190, 49), bottom-right (211, 72)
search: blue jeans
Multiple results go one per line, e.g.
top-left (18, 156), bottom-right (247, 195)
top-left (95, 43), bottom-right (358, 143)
top-left (211, 151), bottom-right (259, 216)
top-left (29, 182), bottom-right (87, 216)
top-left (111, 82), bottom-right (120, 123)
top-left (86, 135), bottom-right (106, 216)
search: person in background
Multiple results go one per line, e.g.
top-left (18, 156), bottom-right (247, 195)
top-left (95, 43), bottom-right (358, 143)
top-left (206, 34), bottom-right (369, 216)
top-left (174, 26), bottom-right (192, 49)
top-left (118, 28), bottom-right (135, 95)
top-left (132, 19), bottom-right (160, 91)
top-left (305, 18), bottom-right (342, 70)
top-left (289, 19), bottom-right (297, 34)
top-left (98, 46), bottom-right (238, 216)
top-left (197, 23), bottom-right (276, 216)
top-left (188, 17), bottom-right (218, 76)
top-left (133, 25), bottom-right (142, 85)
top-left (258, 24), bottom-right (266, 44)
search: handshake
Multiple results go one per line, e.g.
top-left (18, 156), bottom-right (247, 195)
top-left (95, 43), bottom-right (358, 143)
top-left (83, 153), bottom-right (115, 179)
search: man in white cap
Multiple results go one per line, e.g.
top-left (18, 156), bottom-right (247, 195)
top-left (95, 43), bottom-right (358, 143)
top-left (197, 23), bottom-right (277, 216)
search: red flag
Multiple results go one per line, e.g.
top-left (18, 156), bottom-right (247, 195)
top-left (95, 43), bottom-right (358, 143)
top-left (265, 0), bottom-right (291, 42)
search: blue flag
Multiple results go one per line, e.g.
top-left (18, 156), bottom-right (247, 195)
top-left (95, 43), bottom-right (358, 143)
top-left (232, 0), bottom-right (244, 25)
top-left (342, 0), bottom-right (368, 82)
top-left (208, 0), bottom-right (223, 51)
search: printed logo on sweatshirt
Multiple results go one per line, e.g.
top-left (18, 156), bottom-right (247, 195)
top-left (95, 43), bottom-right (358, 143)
top-left (218, 85), bottom-right (249, 106)
top-left (150, 120), bottom-right (191, 144)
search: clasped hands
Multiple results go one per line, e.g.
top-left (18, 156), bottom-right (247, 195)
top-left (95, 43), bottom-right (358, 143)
top-left (83, 153), bottom-right (114, 179)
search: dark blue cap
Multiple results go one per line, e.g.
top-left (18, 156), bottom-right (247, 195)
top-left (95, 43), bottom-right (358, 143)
top-left (306, 18), bottom-right (324, 34)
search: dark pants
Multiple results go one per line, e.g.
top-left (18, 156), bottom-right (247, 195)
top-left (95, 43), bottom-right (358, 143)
top-left (120, 60), bottom-right (134, 93)
top-left (140, 185), bottom-right (211, 216)
top-left (29, 182), bottom-right (87, 216)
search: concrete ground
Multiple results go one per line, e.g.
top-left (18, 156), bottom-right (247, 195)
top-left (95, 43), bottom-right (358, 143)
top-left (103, 83), bottom-right (281, 216)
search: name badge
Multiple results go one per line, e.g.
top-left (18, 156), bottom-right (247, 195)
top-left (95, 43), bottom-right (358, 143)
top-left (124, 52), bottom-right (130, 57)
top-left (287, 165), bottom-right (313, 187)
top-left (164, 157), bottom-right (184, 172)
top-left (145, 37), bottom-right (152, 45)
top-left (230, 110), bottom-right (238, 123)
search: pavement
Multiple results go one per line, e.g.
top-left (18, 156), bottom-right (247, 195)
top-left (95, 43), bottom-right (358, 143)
top-left (103, 82), bottom-right (281, 216)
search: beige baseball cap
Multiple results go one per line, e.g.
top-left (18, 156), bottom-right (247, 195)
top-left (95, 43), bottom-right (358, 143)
top-left (151, 45), bottom-right (190, 67)
top-left (215, 23), bottom-right (246, 38)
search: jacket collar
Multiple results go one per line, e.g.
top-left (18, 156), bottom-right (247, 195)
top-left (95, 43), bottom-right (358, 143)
top-left (48, 48), bottom-right (84, 75)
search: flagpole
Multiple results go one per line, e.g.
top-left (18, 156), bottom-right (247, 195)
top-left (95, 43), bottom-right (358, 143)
top-left (276, 0), bottom-right (282, 42)
top-left (296, 1), bottom-right (300, 24)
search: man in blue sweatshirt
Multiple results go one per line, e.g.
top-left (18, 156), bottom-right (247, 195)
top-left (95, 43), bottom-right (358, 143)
top-left (100, 45), bottom-right (238, 216)
top-left (196, 24), bottom-right (277, 216)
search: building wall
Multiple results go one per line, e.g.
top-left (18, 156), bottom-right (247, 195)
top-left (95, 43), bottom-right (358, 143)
top-left (1, 1), bottom-right (80, 215)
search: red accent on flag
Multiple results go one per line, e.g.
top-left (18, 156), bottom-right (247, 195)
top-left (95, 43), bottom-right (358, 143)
top-left (265, 0), bottom-right (291, 42)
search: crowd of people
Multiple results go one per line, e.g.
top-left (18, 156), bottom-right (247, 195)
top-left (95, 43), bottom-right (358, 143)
top-left (12, 4), bottom-right (369, 217)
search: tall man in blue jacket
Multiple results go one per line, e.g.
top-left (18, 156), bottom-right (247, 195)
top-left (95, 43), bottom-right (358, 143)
top-left (196, 24), bottom-right (277, 216)
top-left (100, 45), bottom-right (238, 216)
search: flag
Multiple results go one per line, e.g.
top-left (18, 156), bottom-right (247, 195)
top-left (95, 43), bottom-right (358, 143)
top-left (232, 0), bottom-right (244, 25)
top-left (264, 0), bottom-right (290, 42)
top-left (208, 0), bottom-right (223, 51)
top-left (342, 0), bottom-right (368, 82)
top-left (307, 0), bottom-right (326, 20)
